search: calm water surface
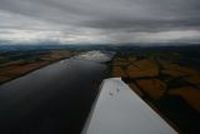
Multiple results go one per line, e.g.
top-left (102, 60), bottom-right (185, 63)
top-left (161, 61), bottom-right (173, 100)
top-left (0, 57), bottom-right (107, 134)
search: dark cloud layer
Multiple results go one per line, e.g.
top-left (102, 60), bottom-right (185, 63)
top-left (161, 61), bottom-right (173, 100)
top-left (0, 0), bottom-right (200, 44)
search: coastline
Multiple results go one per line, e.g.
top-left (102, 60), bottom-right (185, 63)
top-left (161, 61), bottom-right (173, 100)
top-left (0, 56), bottom-right (75, 86)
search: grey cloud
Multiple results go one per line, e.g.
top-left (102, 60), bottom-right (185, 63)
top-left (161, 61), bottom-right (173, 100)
top-left (0, 0), bottom-right (200, 44)
top-left (83, 18), bottom-right (200, 33)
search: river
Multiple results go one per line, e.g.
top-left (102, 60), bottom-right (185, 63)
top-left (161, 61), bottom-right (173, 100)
top-left (0, 51), bottom-right (113, 134)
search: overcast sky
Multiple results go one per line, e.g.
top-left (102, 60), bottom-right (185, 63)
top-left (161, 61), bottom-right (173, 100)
top-left (0, 0), bottom-right (200, 45)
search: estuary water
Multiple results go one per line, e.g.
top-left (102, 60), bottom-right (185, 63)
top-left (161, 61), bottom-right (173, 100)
top-left (0, 51), bottom-right (113, 134)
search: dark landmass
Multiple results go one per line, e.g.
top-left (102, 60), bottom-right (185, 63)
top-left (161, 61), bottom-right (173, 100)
top-left (0, 44), bottom-right (200, 134)
top-left (0, 48), bottom-right (79, 84)
top-left (109, 46), bottom-right (200, 134)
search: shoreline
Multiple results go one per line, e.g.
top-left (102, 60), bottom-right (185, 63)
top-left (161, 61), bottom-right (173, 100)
top-left (0, 56), bottom-right (73, 86)
top-left (0, 56), bottom-right (108, 134)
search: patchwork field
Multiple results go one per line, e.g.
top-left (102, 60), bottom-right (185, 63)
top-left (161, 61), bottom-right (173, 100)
top-left (111, 52), bottom-right (200, 133)
top-left (0, 45), bottom-right (199, 133)
top-left (0, 50), bottom-right (78, 84)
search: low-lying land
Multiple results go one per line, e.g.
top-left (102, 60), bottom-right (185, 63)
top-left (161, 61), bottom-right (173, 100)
top-left (0, 45), bottom-right (199, 133)
top-left (110, 52), bottom-right (200, 133)
top-left (0, 50), bottom-right (78, 84)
